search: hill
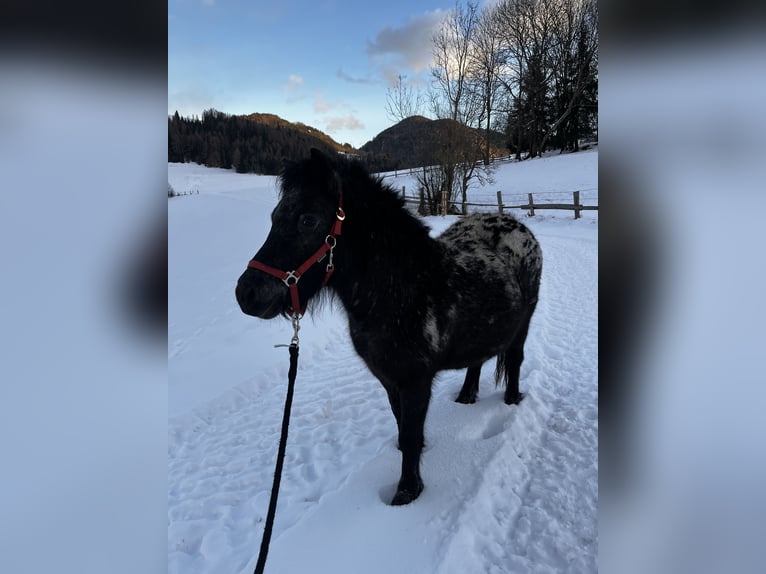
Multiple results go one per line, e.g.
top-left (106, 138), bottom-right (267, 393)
top-left (360, 115), bottom-right (510, 169)
top-left (168, 110), bottom-right (511, 177)
top-left (168, 109), bottom-right (398, 175)
top-left (239, 112), bottom-right (351, 153)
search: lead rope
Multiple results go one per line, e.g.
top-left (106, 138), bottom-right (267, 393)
top-left (253, 313), bottom-right (301, 574)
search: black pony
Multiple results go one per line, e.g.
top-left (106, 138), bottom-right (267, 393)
top-left (236, 149), bottom-right (542, 505)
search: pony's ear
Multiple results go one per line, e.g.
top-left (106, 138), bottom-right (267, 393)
top-left (308, 148), bottom-right (342, 201)
top-left (309, 147), bottom-right (335, 175)
top-left (309, 147), bottom-right (334, 171)
top-left (310, 147), bottom-right (326, 162)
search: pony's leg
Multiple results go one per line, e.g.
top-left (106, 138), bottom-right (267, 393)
top-left (383, 383), bottom-right (405, 450)
top-left (502, 346), bottom-right (524, 405)
top-left (503, 311), bottom-right (534, 405)
top-left (383, 384), bottom-right (401, 431)
top-left (455, 364), bottom-right (481, 404)
top-left (391, 382), bottom-right (432, 505)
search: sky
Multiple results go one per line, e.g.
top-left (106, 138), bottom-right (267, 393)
top-left (168, 0), bottom-right (466, 148)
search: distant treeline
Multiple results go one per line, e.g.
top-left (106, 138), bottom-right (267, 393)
top-left (168, 109), bottom-right (399, 175)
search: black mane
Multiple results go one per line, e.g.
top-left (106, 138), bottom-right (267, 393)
top-left (280, 154), bottom-right (432, 239)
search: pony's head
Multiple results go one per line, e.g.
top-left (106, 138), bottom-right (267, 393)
top-left (235, 148), bottom-right (344, 319)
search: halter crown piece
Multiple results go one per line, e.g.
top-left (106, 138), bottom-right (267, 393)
top-left (247, 194), bottom-right (345, 318)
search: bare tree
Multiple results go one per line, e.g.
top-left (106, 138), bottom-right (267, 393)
top-left (430, 1), bottom-right (481, 124)
top-left (539, 0), bottom-right (598, 152)
top-left (385, 74), bottom-right (424, 123)
top-left (416, 163), bottom-right (449, 216)
top-left (471, 2), bottom-right (506, 165)
top-left (494, 0), bottom-right (598, 158)
top-left (427, 0), bottom-right (489, 214)
top-left (495, 0), bottom-right (558, 158)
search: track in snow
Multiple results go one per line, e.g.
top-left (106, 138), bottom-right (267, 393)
top-left (433, 235), bottom-right (598, 574)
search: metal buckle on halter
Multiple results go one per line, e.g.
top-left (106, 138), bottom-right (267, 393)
top-left (336, 207), bottom-right (346, 221)
top-left (290, 312), bottom-right (301, 346)
top-left (282, 271), bottom-right (299, 286)
top-left (275, 311), bottom-right (302, 348)
top-left (324, 236), bottom-right (337, 272)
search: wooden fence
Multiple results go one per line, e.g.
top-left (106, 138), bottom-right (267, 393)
top-left (169, 189), bottom-right (200, 197)
top-left (402, 189), bottom-right (598, 219)
top-left (166, 182), bottom-right (597, 219)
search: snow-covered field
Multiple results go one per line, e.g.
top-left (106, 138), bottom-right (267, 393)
top-left (168, 149), bottom-right (598, 574)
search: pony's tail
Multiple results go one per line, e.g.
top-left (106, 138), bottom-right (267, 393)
top-left (494, 244), bottom-right (541, 391)
top-left (517, 243), bottom-right (543, 308)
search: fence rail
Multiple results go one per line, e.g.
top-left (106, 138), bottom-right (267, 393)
top-left (167, 182), bottom-right (597, 219)
top-left (402, 189), bottom-right (597, 219)
top-left (169, 189), bottom-right (200, 197)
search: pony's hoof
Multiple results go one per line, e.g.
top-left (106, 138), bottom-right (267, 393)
top-left (455, 393), bottom-right (477, 404)
top-left (391, 482), bottom-right (424, 506)
top-left (504, 391), bottom-right (525, 405)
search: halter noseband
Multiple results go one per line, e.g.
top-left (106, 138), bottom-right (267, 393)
top-left (247, 194), bottom-right (345, 317)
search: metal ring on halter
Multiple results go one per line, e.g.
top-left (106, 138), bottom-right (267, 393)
top-left (282, 271), bottom-right (299, 286)
top-left (336, 208), bottom-right (346, 221)
top-left (325, 235), bottom-right (337, 248)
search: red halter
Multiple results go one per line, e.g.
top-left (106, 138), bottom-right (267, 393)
top-left (247, 195), bottom-right (345, 317)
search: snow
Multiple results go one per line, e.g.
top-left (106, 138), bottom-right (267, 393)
top-left (168, 149), bottom-right (598, 574)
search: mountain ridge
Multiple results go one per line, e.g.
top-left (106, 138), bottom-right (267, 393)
top-left (168, 109), bottom-right (509, 175)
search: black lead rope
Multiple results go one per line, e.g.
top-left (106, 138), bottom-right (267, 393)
top-left (253, 341), bottom-right (299, 574)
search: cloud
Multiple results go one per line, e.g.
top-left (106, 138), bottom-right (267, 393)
top-left (378, 66), bottom-right (429, 89)
top-left (284, 74), bottom-right (304, 92)
top-left (325, 115), bottom-right (365, 132)
top-left (313, 93), bottom-right (338, 113)
top-left (311, 93), bottom-right (362, 134)
top-left (336, 69), bottom-right (375, 85)
top-left (366, 10), bottom-right (446, 77)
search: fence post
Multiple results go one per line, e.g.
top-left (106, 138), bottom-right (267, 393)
top-left (573, 190), bottom-right (581, 219)
top-left (527, 193), bottom-right (535, 217)
top-left (402, 185), bottom-right (406, 198)
top-left (496, 191), bottom-right (503, 214)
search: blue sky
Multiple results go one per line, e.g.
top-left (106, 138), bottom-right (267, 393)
top-left (169, 0), bottom-right (459, 148)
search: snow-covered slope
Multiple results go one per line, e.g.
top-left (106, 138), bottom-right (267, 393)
top-left (168, 150), bottom-right (598, 573)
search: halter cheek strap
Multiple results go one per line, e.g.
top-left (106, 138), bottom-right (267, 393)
top-left (247, 195), bottom-right (345, 317)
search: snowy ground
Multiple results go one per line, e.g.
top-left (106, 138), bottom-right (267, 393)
top-left (168, 149), bottom-right (598, 574)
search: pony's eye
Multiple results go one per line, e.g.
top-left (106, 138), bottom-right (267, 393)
top-left (299, 214), bottom-right (319, 230)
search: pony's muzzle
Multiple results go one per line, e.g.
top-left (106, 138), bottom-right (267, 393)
top-left (235, 269), bottom-right (285, 319)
